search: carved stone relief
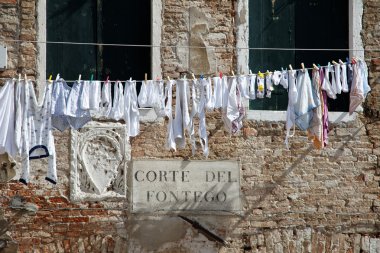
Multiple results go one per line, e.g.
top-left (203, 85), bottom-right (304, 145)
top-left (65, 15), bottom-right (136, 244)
top-left (70, 122), bottom-right (130, 202)
top-left (0, 153), bottom-right (16, 182)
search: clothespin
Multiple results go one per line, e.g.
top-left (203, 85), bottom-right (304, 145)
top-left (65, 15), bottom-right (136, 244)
top-left (156, 76), bottom-right (161, 81)
top-left (332, 60), bottom-right (338, 65)
top-left (183, 74), bottom-right (187, 80)
top-left (90, 74), bottom-right (93, 82)
top-left (265, 70), bottom-right (272, 75)
top-left (18, 73), bottom-right (21, 82)
top-left (78, 74), bottom-right (81, 83)
top-left (346, 57), bottom-right (350, 65)
top-left (129, 77), bottom-right (132, 82)
top-left (144, 73), bottom-right (148, 82)
top-left (167, 76), bottom-right (171, 81)
top-left (200, 74), bottom-right (204, 80)
top-left (48, 74), bottom-right (52, 82)
top-left (258, 71), bottom-right (264, 79)
top-left (312, 63), bottom-right (319, 71)
top-left (351, 57), bottom-right (357, 64)
top-left (219, 71), bottom-right (223, 79)
top-left (106, 76), bottom-right (109, 84)
top-left (289, 64), bottom-right (293, 71)
top-left (24, 74), bottom-right (27, 82)
top-left (231, 70), bottom-right (235, 77)
top-left (339, 59), bottom-right (344, 65)
top-left (55, 73), bottom-right (60, 81)
top-left (249, 69), bottom-right (253, 75)
top-left (301, 63), bottom-right (305, 72)
top-left (192, 73), bottom-right (196, 80)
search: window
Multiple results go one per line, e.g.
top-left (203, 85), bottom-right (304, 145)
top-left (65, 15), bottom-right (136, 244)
top-left (249, 0), bottom-right (349, 111)
top-left (46, 0), bottom-right (151, 81)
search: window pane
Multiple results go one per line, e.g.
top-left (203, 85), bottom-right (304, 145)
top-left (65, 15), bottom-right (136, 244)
top-left (47, 0), bottom-right (97, 80)
top-left (249, 0), bottom-right (349, 112)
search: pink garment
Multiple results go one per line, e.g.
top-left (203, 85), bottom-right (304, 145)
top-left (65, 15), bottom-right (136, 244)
top-left (320, 69), bottom-right (329, 148)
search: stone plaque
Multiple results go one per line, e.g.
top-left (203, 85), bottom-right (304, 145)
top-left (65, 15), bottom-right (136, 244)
top-left (70, 122), bottom-right (130, 202)
top-left (132, 160), bottom-right (241, 212)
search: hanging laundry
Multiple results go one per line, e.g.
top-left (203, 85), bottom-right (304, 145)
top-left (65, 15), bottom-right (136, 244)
top-left (0, 80), bottom-right (17, 156)
top-left (80, 80), bottom-right (102, 118)
top-left (248, 74), bottom-right (256, 100)
top-left (346, 63), bottom-right (353, 90)
top-left (349, 60), bottom-right (371, 115)
top-left (272, 70), bottom-right (282, 86)
top-left (189, 78), bottom-right (209, 157)
top-left (212, 76), bottom-right (223, 109)
top-left (101, 80), bottom-right (112, 118)
top-left (204, 77), bottom-right (214, 111)
top-left (285, 70), bottom-right (297, 149)
top-left (237, 76), bottom-right (249, 99)
top-left (340, 63), bottom-right (349, 93)
top-left (80, 80), bottom-right (91, 110)
top-left (16, 80), bottom-right (57, 185)
top-left (173, 79), bottom-right (191, 149)
top-left (307, 69), bottom-right (324, 149)
top-left (294, 69), bottom-right (320, 131)
top-left (265, 72), bottom-right (274, 98)
top-left (279, 69), bottom-right (289, 89)
top-left (164, 79), bottom-right (176, 151)
top-left (223, 77), bottom-right (245, 134)
top-left (51, 79), bottom-right (92, 131)
top-left (319, 68), bottom-right (329, 147)
top-left (124, 80), bottom-right (140, 137)
top-left (333, 63), bottom-right (342, 94)
top-left (221, 76), bottom-right (229, 110)
top-left (109, 81), bottom-right (125, 120)
top-left (256, 73), bottom-right (265, 98)
top-left (321, 63), bottom-right (337, 99)
top-left (155, 80), bottom-right (167, 117)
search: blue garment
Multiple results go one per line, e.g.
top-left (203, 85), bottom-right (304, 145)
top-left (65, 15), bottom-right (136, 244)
top-left (51, 79), bottom-right (91, 131)
top-left (294, 70), bottom-right (320, 131)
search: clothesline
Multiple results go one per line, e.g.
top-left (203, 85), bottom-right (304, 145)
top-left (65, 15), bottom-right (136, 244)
top-left (0, 57), bottom-right (379, 83)
top-left (1, 39), bottom-right (380, 52)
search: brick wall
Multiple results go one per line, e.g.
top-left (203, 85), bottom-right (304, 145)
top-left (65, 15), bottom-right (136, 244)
top-left (363, 0), bottom-right (380, 117)
top-left (0, 0), bottom-right (37, 80)
top-left (0, 0), bottom-right (379, 252)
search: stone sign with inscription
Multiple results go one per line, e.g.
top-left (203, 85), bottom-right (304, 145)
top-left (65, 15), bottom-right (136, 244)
top-left (132, 160), bottom-right (241, 212)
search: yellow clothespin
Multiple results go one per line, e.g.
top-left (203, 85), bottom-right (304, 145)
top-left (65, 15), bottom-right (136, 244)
top-left (48, 74), bottom-right (53, 82)
top-left (258, 71), bottom-right (264, 79)
top-left (167, 76), bottom-right (170, 81)
top-left (265, 70), bottom-right (272, 76)
top-left (332, 60), bottom-right (338, 65)
top-left (192, 73), bottom-right (196, 80)
top-left (301, 63), bottom-right (305, 72)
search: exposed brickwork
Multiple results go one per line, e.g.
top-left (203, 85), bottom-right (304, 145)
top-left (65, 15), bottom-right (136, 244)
top-left (363, 0), bottom-right (380, 117)
top-left (0, 0), bottom-right (379, 252)
top-left (0, 0), bottom-right (37, 81)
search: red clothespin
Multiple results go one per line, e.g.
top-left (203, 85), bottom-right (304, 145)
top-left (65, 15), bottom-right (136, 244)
top-left (219, 71), bottom-right (223, 79)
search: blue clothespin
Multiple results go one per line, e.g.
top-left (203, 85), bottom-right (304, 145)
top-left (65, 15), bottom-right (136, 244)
top-left (200, 74), bottom-right (204, 79)
top-left (346, 57), bottom-right (350, 65)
